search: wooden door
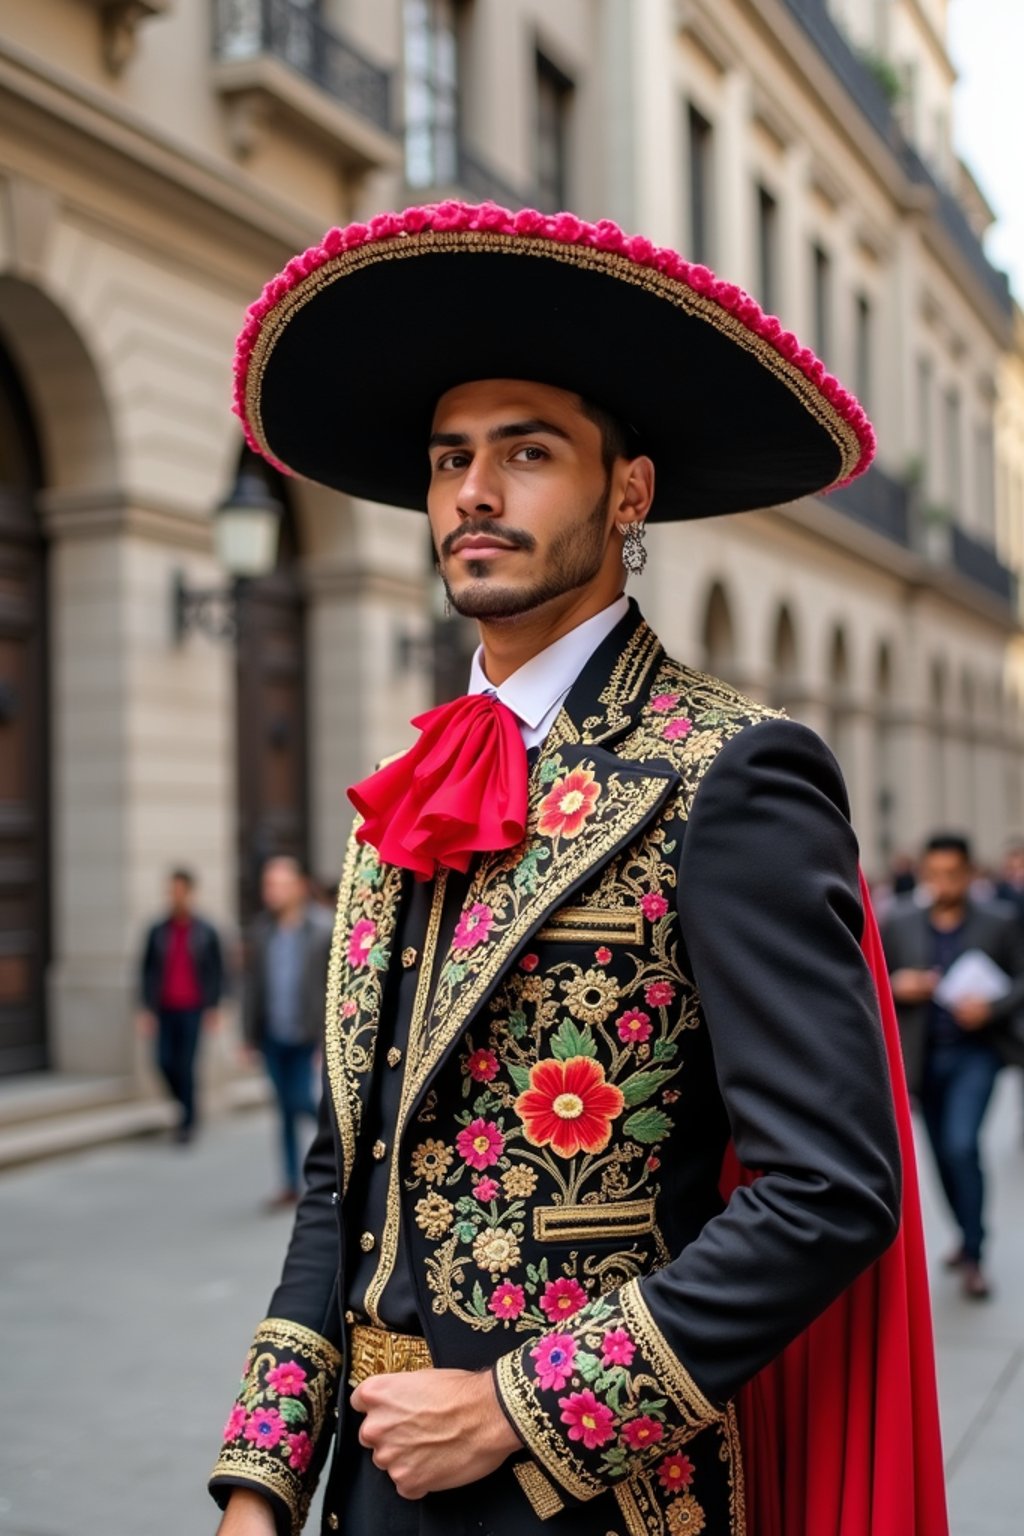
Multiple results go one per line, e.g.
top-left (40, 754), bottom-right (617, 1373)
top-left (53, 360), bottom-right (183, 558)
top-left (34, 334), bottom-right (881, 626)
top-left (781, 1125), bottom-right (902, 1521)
top-left (0, 344), bottom-right (48, 1075)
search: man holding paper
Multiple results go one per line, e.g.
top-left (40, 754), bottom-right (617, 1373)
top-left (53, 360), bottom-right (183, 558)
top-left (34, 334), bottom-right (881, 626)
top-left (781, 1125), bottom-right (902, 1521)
top-left (883, 833), bottom-right (1024, 1298)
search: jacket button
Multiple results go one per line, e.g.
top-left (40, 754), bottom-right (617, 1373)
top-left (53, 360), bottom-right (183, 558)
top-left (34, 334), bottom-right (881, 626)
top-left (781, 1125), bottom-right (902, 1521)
top-left (327, 1515), bottom-right (339, 1530)
top-left (360, 1231), bottom-right (376, 1253)
top-left (331, 1191), bottom-right (340, 1206)
top-left (372, 1140), bottom-right (387, 1161)
top-left (344, 1309), bottom-right (356, 1325)
top-left (401, 946), bottom-right (418, 968)
top-left (387, 1047), bottom-right (402, 1068)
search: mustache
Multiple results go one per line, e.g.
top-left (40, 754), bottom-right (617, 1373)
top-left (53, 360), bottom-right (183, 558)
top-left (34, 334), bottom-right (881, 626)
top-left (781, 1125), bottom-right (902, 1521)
top-left (440, 520), bottom-right (536, 559)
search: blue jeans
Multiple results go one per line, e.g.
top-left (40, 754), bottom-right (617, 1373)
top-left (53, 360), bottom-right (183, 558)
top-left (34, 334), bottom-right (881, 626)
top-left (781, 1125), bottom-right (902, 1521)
top-left (156, 1007), bottom-right (203, 1129)
top-left (920, 1038), bottom-right (1002, 1262)
top-left (262, 1038), bottom-right (318, 1192)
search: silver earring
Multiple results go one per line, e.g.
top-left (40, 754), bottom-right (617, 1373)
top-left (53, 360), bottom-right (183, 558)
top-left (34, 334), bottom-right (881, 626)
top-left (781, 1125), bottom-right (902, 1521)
top-left (619, 522), bottom-right (647, 577)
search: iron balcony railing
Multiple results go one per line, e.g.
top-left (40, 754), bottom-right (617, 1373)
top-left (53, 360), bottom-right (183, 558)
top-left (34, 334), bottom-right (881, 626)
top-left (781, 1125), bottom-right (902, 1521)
top-left (827, 464), bottom-right (911, 546)
top-left (778, 0), bottom-right (1011, 317)
top-left (454, 142), bottom-right (533, 210)
top-left (214, 0), bottom-right (393, 135)
top-left (950, 525), bottom-right (1017, 606)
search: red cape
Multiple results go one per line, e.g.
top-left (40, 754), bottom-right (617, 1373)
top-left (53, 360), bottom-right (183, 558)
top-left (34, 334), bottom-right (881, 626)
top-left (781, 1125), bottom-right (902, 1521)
top-left (721, 873), bottom-right (948, 1536)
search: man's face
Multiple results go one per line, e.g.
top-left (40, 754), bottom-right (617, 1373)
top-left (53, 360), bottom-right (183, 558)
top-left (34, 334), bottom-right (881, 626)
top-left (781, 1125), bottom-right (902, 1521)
top-left (921, 850), bottom-right (972, 911)
top-left (168, 877), bottom-right (192, 914)
top-left (261, 860), bottom-right (305, 914)
top-left (426, 380), bottom-right (622, 621)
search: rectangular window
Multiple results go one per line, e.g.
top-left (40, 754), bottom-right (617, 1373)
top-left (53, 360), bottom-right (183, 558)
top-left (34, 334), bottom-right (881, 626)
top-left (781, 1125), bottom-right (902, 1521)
top-left (812, 243), bottom-right (831, 359)
top-left (536, 53), bottom-right (573, 212)
top-left (917, 355), bottom-right (932, 471)
top-left (404, 0), bottom-right (460, 188)
top-left (854, 293), bottom-right (872, 413)
top-left (945, 387), bottom-right (961, 511)
top-left (756, 185), bottom-right (778, 313)
top-left (688, 104), bottom-right (714, 266)
top-left (975, 422), bottom-right (996, 539)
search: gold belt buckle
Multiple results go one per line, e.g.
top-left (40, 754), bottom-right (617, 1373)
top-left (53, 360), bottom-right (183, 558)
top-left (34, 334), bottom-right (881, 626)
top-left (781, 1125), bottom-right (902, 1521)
top-left (348, 1323), bottom-right (433, 1388)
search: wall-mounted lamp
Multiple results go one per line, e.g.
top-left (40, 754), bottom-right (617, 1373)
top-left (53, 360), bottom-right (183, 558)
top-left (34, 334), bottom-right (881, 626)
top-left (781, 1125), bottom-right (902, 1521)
top-left (173, 456), bottom-right (285, 643)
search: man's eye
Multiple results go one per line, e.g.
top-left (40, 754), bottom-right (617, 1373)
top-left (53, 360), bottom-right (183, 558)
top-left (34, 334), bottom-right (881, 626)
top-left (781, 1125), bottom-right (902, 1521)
top-left (512, 445), bottom-right (547, 462)
top-left (436, 452), bottom-right (470, 471)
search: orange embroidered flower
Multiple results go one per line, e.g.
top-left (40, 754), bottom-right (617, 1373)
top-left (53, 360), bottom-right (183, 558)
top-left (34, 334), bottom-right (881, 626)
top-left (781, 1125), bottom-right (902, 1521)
top-left (537, 767), bottom-right (601, 839)
top-left (515, 1055), bottom-right (625, 1156)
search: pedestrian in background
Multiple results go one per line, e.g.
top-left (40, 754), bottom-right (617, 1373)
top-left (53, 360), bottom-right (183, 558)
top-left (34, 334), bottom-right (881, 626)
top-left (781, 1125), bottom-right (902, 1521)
top-left (243, 855), bottom-right (333, 1208)
top-left (138, 868), bottom-right (225, 1143)
top-left (883, 833), bottom-right (1024, 1298)
top-left (995, 839), bottom-right (1024, 924)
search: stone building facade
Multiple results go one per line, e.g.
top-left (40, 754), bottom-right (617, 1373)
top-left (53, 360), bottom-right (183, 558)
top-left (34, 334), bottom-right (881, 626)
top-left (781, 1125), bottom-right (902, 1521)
top-left (0, 0), bottom-right (1019, 1097)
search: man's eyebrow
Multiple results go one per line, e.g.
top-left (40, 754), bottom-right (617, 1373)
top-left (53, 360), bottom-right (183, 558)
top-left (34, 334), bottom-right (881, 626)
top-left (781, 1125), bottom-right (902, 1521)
top-left (427, 419), bottom-right (573, 452)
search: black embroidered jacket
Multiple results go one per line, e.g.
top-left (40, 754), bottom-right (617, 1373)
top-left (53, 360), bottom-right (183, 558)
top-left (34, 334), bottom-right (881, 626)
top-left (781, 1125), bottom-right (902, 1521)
top-left (210, 604), bottom-right (901, 1536)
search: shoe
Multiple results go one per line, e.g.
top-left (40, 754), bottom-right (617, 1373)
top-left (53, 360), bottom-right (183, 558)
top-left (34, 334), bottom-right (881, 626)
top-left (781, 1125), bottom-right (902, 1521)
top-left (943, 1244), bottom-right (966, 1271)
top-left (263, 1189), bottom-right (300, 1212)
top-left (961, 1263), bottom-right (991, 1300)
top-left (174, 1123), bottom-right (194, 1146)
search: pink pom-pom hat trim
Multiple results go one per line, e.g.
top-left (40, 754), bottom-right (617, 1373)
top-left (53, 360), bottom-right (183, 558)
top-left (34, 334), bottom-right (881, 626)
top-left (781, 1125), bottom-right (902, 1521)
top-left (234, 200), bottom-right (875, 489)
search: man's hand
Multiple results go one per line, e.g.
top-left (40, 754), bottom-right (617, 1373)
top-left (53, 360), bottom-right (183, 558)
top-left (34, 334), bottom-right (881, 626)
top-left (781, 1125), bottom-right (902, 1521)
top-left (890, 968), bottom-right (939, 1004)
top-left (351, 1366), bottom-right (520, 1499)
top-left (954, 996), bottom-right (993, 1031)
top-left (216, 1488), bottom-right (276, 1534)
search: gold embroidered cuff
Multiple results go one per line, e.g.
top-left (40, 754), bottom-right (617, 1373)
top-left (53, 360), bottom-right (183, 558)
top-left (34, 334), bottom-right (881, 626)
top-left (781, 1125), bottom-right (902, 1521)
top-left (494, 1277), bottom-right (723, 1507)
top-left (210, 1317), bottom-right (342, 1536)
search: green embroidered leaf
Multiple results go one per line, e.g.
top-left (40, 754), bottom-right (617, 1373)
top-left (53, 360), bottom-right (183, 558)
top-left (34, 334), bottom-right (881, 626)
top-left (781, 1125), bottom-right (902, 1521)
top-left (508, 1063), bottom-right (531, 1094)
top-left (539, 757), bottom-right (561, 784)
top-left (526, 1263), bottom-right (540, 1286)
top-left (508, 1014), bottom-right (528, 1039)
top-left (551, 1019), bottom-right (598, 1061)
top-left (456, 1222), bottom-right (478, 1243)
top-left (461, 1075), bottom-right (472, 1098)
top-left (447, 962), bottom-right (468, 984)
top-left (369, 946), bottom-right (389, 970)
top-left (470, 1282), bottom-right (488, 1317)
top-left (602, 1444), bottom-right (628, 1466)
top-left (278, 1398), bottom-right (309, 1426)
top-left (513, 848), bottom-right (551, 895)
top-left (652, 1039), bottom-right (678, 1062)
top-left (637, 1397), bottom-right (668, 1415)
top-left (538, 1257), bottom-right (550, 1281)
top-left (620, 1069), bottom-right (675, 1107)
top-left (473, 1092), bottom-right (499, 1117)
top-left (623, 1107), bottom-right (673, 1144)
top-left (574, 1350), bottom-right (602, 1382)
top-left (455, 1195), bottom-right (479, 1215)
top-left (662, 839), bottom-right (677, 854)
top-left (606, 1381), bottom-right (623, 1414)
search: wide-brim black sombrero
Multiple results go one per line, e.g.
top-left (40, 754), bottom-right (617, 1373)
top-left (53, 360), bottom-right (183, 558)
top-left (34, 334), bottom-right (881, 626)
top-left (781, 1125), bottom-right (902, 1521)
top-left (235, 201), bottom-right (875, 520)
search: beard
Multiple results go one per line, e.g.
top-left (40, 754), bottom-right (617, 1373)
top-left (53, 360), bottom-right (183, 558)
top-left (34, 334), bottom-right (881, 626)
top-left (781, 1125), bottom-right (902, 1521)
top-left (441, 486), bottom-right (611, 622)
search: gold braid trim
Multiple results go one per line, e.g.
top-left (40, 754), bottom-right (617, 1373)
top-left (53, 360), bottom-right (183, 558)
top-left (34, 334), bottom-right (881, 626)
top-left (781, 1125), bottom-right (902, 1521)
top-left (210, 1319), bottom-right (342, 1536)
top-left (494, 1347), bottom-right (606, 1503)
top-left (512, 1459), bottom-right (567, 1520)
top-left (245, 231), bottom-right (861, 482)
top-left (619, 1278), bottom-right (722, 1433)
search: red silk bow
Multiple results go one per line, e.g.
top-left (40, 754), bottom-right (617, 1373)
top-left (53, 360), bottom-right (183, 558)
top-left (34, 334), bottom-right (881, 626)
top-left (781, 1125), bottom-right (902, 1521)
top-left (347, 693), bottom-right (529, 879)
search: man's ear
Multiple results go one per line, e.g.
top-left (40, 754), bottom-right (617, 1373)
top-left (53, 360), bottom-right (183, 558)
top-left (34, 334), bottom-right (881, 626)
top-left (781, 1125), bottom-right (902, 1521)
top-left (613, 455), bottom-right (655, 524)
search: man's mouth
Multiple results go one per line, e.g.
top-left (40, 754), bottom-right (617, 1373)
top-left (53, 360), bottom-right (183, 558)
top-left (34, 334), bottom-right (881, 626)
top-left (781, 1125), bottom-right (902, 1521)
top-left (451, 536), bottom-right (520, 560)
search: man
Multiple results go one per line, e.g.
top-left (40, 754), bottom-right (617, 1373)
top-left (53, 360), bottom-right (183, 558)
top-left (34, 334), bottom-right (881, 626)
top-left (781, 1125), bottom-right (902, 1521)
top-left (994, 838), bottom-right (1024, 925)
top-left (210, 203), bottom-right (944, 1536)
top-left (244, 856), bottom-right (334, 1207)
top-left (883, 832), bottom-right (1024, 1298)
top-left (139, 868), bottom-right (224, 1142)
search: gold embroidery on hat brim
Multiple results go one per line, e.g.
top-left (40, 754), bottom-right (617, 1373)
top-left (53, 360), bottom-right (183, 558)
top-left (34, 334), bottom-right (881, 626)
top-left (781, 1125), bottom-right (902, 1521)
top-left (243, 230), bottom-right (862, 485)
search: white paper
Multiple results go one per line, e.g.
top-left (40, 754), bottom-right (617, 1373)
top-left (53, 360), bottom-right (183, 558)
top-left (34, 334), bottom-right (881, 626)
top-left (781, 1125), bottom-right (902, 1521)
top-left (933, 948), bottom-right (1011, 1008)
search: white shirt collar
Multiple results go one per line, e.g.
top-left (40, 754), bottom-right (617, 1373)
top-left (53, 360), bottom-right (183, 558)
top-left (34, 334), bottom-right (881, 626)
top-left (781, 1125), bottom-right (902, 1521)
top-left (467, 596), bottom-right (630, 747)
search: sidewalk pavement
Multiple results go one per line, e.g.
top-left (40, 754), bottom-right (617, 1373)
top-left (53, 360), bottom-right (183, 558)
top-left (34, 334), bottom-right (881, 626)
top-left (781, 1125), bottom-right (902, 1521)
top-left (1, 1074), bottom-right (1022, 1536)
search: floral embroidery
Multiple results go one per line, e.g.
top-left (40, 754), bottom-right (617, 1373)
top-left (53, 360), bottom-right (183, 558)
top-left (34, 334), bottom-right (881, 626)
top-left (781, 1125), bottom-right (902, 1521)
top-left (644, 981), bottom-right (676, 1008)
top-left (346, 918), bottom-right (377, 969)
top-left (410, 1138), bottom-right (454, 1184)
top-left (623, 1415), bottom-right (664, 1450)
top-left (473, 1225), bottom-right (521, 1275)
top-left (616, 1008), bottom-right (652, 1044)
top-left (415, 1190), bottom-right (455, 1238)
top-left (490, 1282), bottom-right (527, 1320)
top-left (560, 1390), bottom-right (617, 1449)
top-left (465, 1046), bottom-right (500, 1082)
top-left (516, 1056), bottom-right (625, 1157)
top-left (453, 902), bottom-right (494, 951)
top-left (537, 765), bottom-right (602, 839)
top-left (539, 1277), bottom-right (588, 1322)
top-left (662, 718), bottom-right (693, 741)
top-left (666, 1492), bottom-right (707, 1533)
top-left (520, 953), bottom-right (540, 971)
top-left (212, 1318), bottom-right (341, 1536)
top-left (501, 1163), bottom-right (538, 1198)
top-left (456, 1117), bottom-right (505, 1168)
top-left (561, 967), bottom-right (621, 1025)
top-left (650, 693), bottom-right (680, 712)
top-left (532, 1332), bottom-right (577, 1390)
top-left (601, 1329), bottom-right (636, 1367)
top-left (474, 1176), bottom-right (500, 1201)
top-left (595, 945), bottom-right (613, 964)
top-left (658, 1452), bottom-right (695, 1492)
top-left (640, 892), bottom-right (669, 921)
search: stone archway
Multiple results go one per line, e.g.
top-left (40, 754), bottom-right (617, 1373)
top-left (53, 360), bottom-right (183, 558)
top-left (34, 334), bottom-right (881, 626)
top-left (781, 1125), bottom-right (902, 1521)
top-left (701, 580), bottom-right (737, 679)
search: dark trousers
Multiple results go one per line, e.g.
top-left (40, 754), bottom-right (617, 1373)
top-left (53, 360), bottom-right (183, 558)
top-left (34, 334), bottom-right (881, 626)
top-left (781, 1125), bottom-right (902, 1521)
top-left (262, 1038), bottom-right (318, 1191)
top-left (920, 1039), bottom-right (1002, 1262)
top-left (156, 1007), bottom-right (203, 1129)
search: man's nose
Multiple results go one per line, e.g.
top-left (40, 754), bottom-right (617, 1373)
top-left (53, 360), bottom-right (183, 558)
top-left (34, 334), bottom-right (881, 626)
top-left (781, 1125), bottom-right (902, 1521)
top-left (456, 455), bottom-right (504, 518)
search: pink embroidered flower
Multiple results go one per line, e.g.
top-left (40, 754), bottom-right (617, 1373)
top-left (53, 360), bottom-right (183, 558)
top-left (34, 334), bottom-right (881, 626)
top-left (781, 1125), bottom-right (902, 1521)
top-left (640, 892), bottom-right (669, 922)
top-left (287, 1431), bottom-right (313, 1473)
top-left (595, 946), bottom-right (612, 965)
top-left (559, 1390), bottom-right (617, 1450)
top-left (340, 998), bottom-right (358, 1018)
top-left (537, 766), bottom-right (601, 839)
top-left (600, 1329), bottom-right (636, 1368)
top-left (520, 953), bottom-right (540, 972)
top-left (266, 1361), bottom-right (307, 1397)
top-left (531, 1332), bottom-right (577, 1391)
top-left (647, 1155), bottom-right (661, 1172)
top-left (489, 1282), bottom-right (527, 1321)
top-left (617, 1009), bottom-right (652, 1044)
top-left (539, 1277), bottom-right (588, 1323)
top-left (243, 1408), bottom-right (285, 1449)
top-left (651, 693), bottom-right (680, 713)
top-left (622, 1415), bottom-right (664, 1450)
top-left (347, 918), bottom-right (377, 969)
top-left (453, 902), bottom-right (494, 951)
top-left (456, 1118), bottom-right (505, 1169)
top-left (222, 1404), bottom-right (247, 1442)
top-left (473, 1176), bottom-right (500, 1202)
top-left (465, 1047), bottom-right (500, 1083)
top-left (645, 981), bottom-right (677, 1008)
top-left (662, 717), bottom-right (693, 741)
top-left (657, 1452), bottom-right (695, 1492)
